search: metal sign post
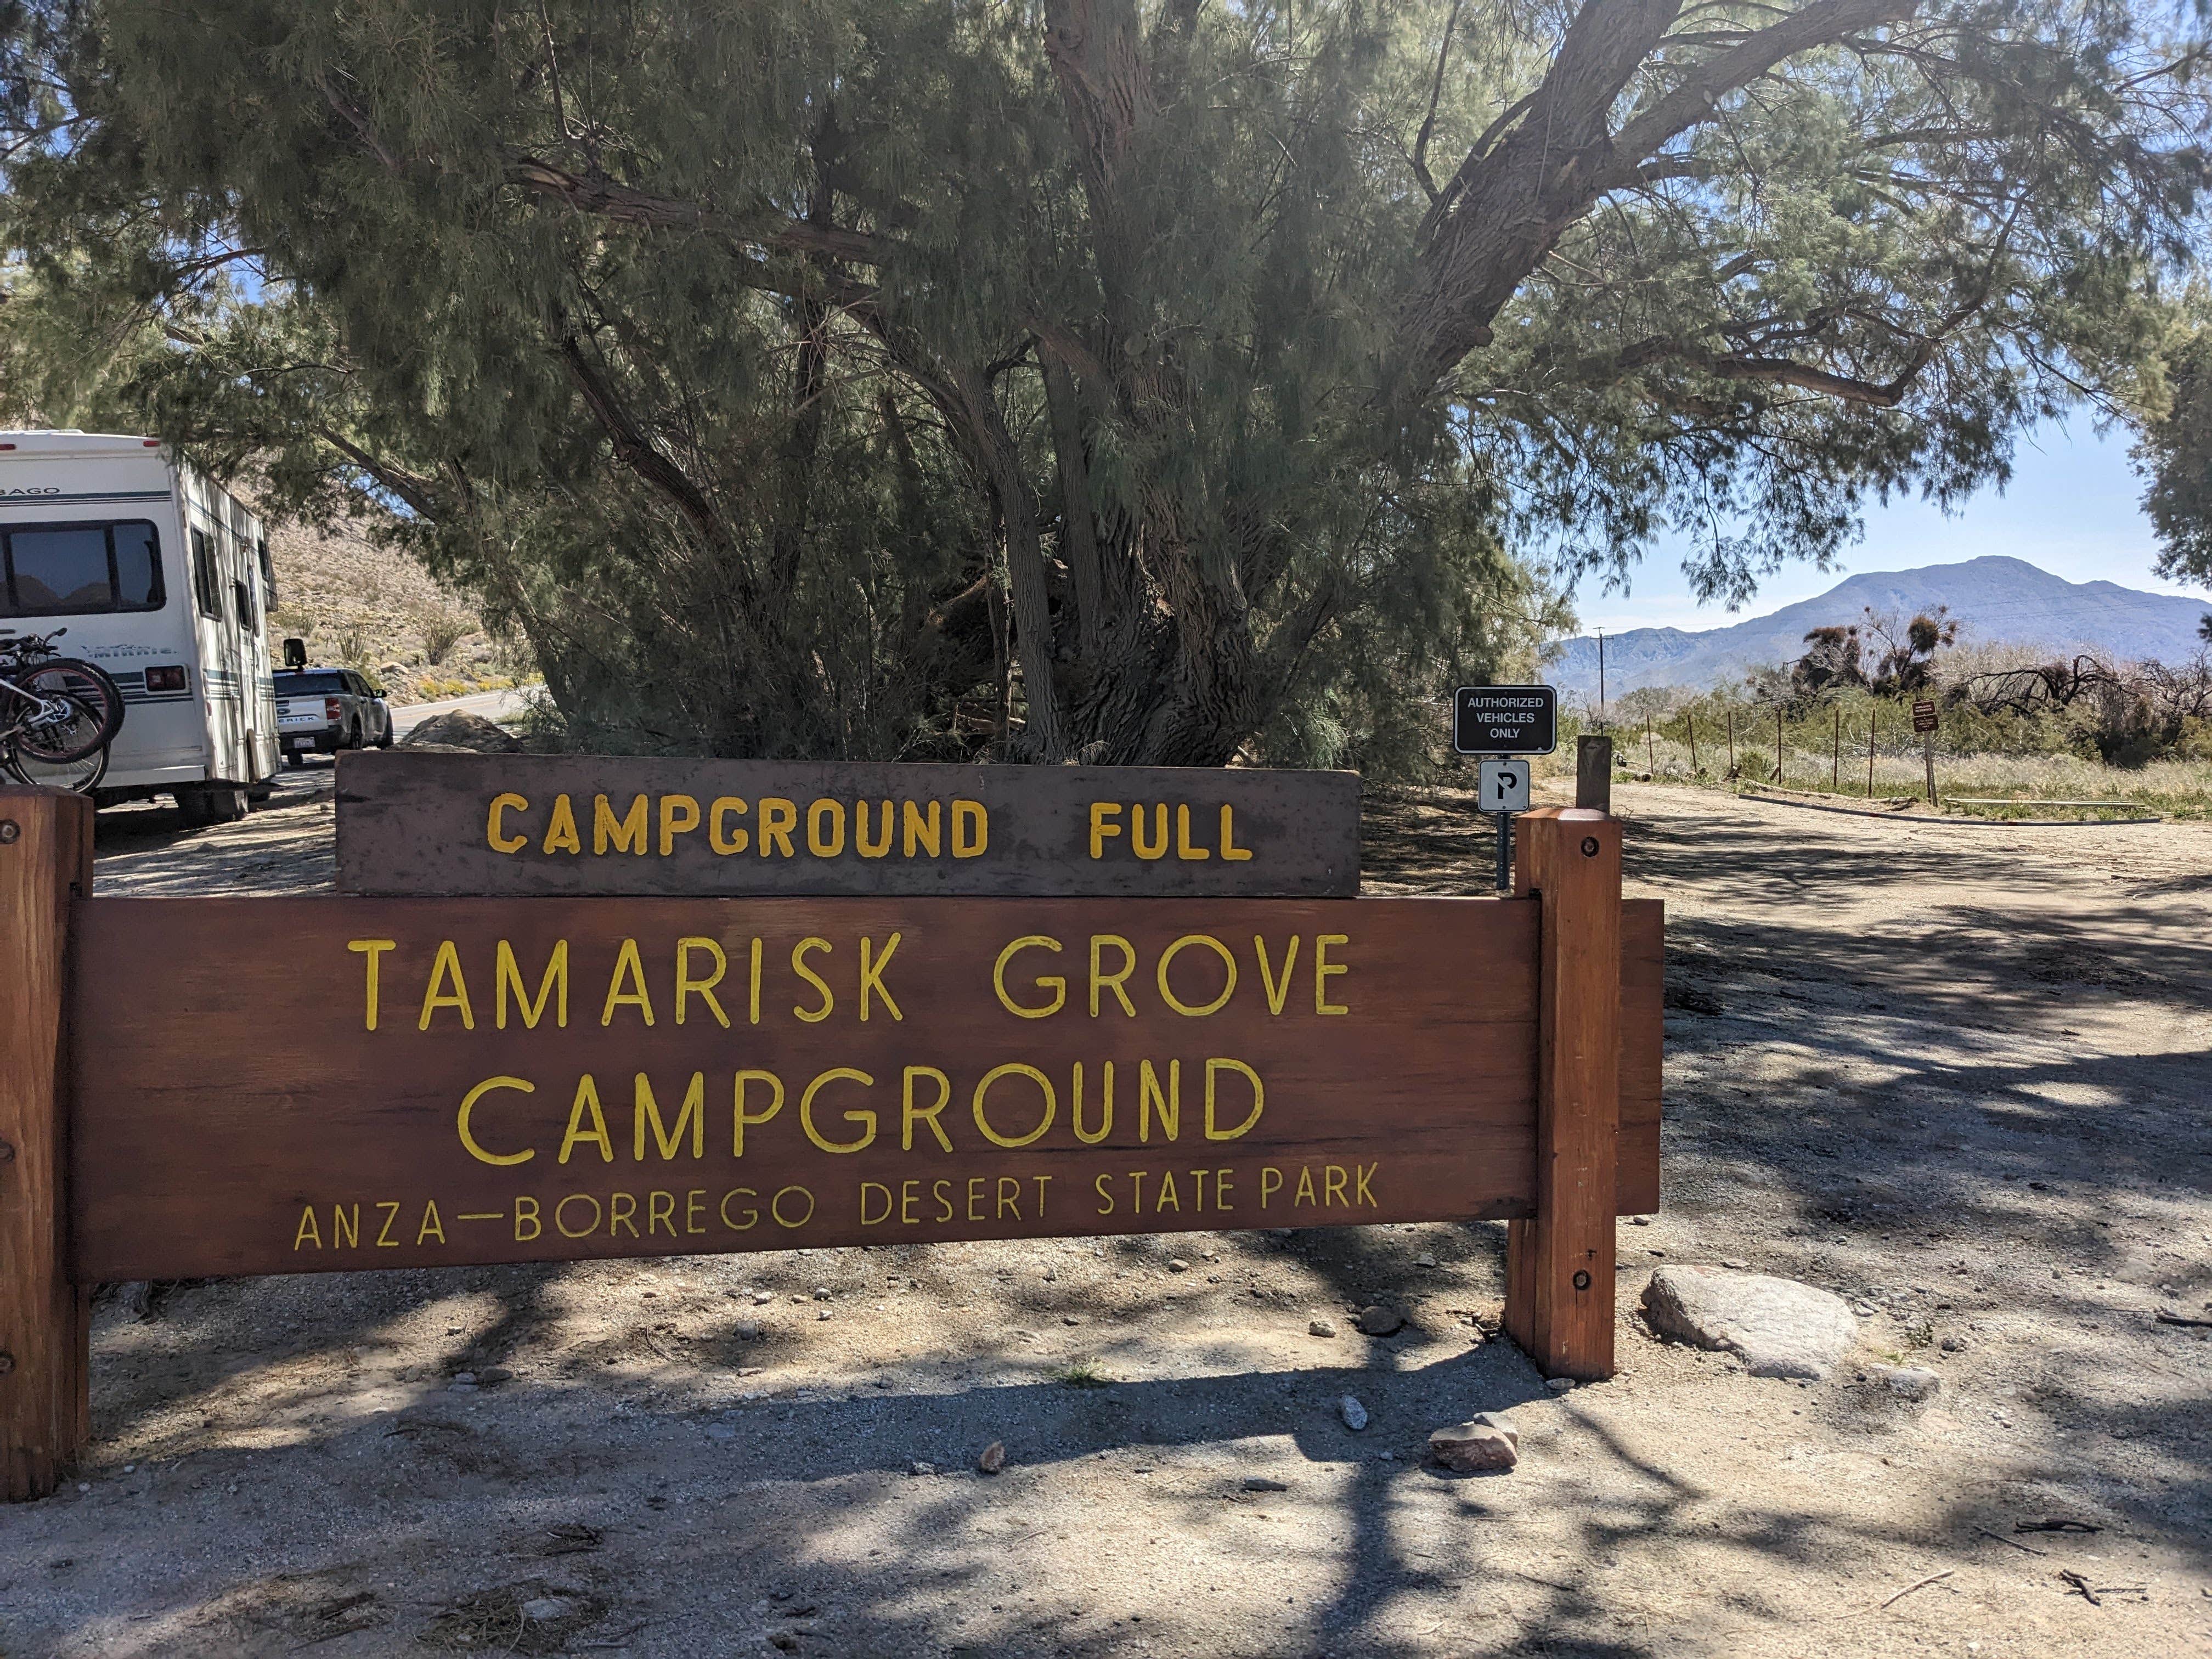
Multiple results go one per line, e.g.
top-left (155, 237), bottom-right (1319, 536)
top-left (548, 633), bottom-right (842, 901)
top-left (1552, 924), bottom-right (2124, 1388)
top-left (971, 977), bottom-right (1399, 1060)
top-left (1912, 699), bottom-right (1939, 804)
top-left (1454, 686), bottom-right (1556, 895)
top-left (1479, 758), bottom-right (1531, 892)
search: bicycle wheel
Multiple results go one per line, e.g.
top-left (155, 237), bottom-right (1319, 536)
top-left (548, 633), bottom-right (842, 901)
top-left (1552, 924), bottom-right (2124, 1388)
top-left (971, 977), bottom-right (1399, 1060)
top-left (15, 657), bottom-right (126, 748)
top-left (13, 691), bottom-right (109, 764)
top-left (3, 729), bottom-right (108, 794)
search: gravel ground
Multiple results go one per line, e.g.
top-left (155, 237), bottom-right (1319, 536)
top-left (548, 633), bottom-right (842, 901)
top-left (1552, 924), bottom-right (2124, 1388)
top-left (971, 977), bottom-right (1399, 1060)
top-left (3, 775), bottom-right (2208, 1658)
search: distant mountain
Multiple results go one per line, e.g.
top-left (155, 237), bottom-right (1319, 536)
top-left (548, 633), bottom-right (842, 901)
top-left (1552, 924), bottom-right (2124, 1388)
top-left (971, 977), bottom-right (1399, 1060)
top-left (1547, 556), bottom-right (2211, 700)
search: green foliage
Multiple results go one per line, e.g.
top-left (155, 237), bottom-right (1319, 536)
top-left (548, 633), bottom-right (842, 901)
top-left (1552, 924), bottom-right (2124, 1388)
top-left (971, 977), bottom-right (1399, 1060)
top-left (3, 0), bottom-right (2208, 768)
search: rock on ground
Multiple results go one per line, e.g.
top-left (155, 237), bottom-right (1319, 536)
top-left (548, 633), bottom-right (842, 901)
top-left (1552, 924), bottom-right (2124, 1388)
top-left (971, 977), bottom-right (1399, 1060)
top-left (1641, 1265), bottom-right (1859, 1380)
top-left (1870, 1364), bottom-right (1942, 1401)
top-left (1429, 1421), bottom-right (1518, 1472)
top-left (398, 709), bottom-right (521, 752)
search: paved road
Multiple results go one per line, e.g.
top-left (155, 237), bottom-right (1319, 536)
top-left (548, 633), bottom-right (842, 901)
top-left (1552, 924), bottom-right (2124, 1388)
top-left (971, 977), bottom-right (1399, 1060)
top-left (389, 684), bottom-right (536, 737)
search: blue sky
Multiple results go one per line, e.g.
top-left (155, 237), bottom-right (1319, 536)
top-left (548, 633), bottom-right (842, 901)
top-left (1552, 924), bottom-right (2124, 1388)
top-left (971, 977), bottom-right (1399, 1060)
top-left (1568, 419), bottom-right (2212, 635)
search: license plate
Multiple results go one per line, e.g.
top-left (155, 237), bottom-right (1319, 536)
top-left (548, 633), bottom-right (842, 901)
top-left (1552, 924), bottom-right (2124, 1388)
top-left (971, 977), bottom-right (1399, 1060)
top-left (289, 736), bottom-right (317, 749)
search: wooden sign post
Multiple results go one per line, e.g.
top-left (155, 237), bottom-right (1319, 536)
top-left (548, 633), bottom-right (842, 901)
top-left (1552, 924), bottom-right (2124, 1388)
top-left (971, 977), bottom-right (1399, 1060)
top-left (1, 771), bottom-right (1659, 1501)
top-left (0, 788), bottom-right (92, 1502)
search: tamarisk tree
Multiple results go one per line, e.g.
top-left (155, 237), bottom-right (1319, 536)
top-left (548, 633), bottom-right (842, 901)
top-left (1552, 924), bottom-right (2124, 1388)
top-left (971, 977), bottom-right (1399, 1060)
top-left (3, 0), bottom-right (2205, 764)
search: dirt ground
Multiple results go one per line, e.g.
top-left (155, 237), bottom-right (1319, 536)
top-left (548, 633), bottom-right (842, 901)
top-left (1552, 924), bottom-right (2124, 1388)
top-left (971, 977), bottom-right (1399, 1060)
top-left (4, 762), bottom-right (2209, 1658)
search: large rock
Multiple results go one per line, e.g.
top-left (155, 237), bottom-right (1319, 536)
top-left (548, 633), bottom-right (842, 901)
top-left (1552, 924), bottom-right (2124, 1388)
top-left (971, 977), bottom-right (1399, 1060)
top-left (1641, 1265), bottom-right (1858, 1380)
top-left (398, 709), bottom-right (521, 753)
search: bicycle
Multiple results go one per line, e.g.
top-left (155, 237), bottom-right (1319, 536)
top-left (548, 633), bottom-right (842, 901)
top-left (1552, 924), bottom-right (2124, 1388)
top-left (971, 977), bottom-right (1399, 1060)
top-left (1, 628), bottom-right (125, 793)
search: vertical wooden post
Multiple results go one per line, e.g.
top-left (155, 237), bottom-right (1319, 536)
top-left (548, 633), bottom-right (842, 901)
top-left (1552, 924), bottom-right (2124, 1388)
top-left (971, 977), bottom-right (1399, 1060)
top-left (1832, 707), bottom-right (1841, 792)
top-left (1686, 712), bottom-right (1697, 773)
top-left (0, 787), bottom-right (91, 1502)
top-left (1504, 807), bottom-right (1623, 1381)
top-left (1867, 713), bottom-right (1877, 797)
top-left (1774, 704), bottom-right (1784, 786)
top-left (1725, 712), bottom-right (1735, 774)
top-left (1644, 714), bottom-right (1655, 775)
top-left (1575, 735), bottom-right (1612, 812)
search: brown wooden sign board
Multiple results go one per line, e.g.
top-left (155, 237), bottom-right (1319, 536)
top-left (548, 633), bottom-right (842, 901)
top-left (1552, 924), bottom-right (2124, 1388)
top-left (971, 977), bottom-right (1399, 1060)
top-left (1911, 699), bottom-right (1939, 733)
top-left (68, 893), bottom-right (1660, 1283)
top-left (335, 754), bottom-right (1361, 899)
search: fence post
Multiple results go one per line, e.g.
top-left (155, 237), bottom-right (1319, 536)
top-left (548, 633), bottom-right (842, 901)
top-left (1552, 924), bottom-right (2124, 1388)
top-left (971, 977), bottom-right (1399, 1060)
top-left (1575, 735), bottom-right (1612, 812)
top-left (1504, 807), bottom-right (1623, 1381)
top-left (0, 787), bottom-right (91, 1502)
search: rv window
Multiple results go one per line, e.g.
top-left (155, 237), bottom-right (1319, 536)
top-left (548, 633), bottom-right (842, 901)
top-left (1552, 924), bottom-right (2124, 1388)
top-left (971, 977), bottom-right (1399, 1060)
top-left (1, 520), bottom-right (167, 617)
top-left (233, 579), bottom-right (256, 630)
top-left (190, 527), bottom-right (224, 619)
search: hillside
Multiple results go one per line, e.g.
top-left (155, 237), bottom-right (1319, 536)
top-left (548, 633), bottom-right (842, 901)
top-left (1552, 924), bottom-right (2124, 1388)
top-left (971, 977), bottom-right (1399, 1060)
top-left (1550, 555), bottom-right (2212, 698)
top-left (262, 517), bottom-right (518, 706)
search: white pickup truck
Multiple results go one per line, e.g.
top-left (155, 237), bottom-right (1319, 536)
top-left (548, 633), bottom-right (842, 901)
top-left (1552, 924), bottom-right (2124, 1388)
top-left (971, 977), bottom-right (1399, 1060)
top-left (274, 665), bottom-right (393, 765)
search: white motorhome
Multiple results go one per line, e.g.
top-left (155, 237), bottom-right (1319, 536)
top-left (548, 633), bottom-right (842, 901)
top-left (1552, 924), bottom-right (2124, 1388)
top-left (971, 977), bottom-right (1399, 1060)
top-left (0, 431), bottom-right (277, 820)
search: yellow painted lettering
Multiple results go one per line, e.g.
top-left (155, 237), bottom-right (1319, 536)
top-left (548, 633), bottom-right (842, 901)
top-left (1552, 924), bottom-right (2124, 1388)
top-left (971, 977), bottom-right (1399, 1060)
top-left (496, 939), bottom-right (568, 1030)
top-left (1157, 934), bottom-right (1236, 1017)
top-left (457, 1075), bottom-right (536, 1165)
top-left (601, 937), bottom-right (656, 1026)
top-left (733, 1070), bottom-right (785, 1156)
top-left (860, 1181), bottom-right (893, 1226)
top-left (675, 937), bottom-right (730, 1028)
top-left (1089, 934), bottom-right (1136, 1017)
top-left (417, 1199), bottom-right (446, 1244)
top-left (860, 933), bottom-right (904, 1022)
top-left (487, 792), bottom-right (529, 853)
top-left (800, 1068), bottom-right (878, 1153)
top-left (541, 793), bottom-right (581, 855)
top-left (1131, 803), bottom-right (1167, 860)
top-left (902, 799), bottom-right (941, 858)
top-left (1204, 1058), bottom-right (1265, 1140)
top-left (901, 1066), bottom-right (953, 1152)
top-left (952, 799), bottom-right (988, 857)
top-left (791, 937), bottom-right (835, 1023)
top-left (994, 935), bottom-right (1065, 1018)
top-left (806, 798), bottom-right (847, 857)
top-left (349, 938), bottom-right (396, 1031)
top-left (515, 1194), bottom-right (541, 1241)
top-left (634, 1071), bottom-right (706, 1160)
top-left (758, 797), bottom-right (798, 857)
top-left (972, 1063), bottom-right (1056, 1148)
top-left (1070, 1059), bottom-right (1114, 1145)
top-left (559, 1074), bottom-right (614, 1164)
top-left (1315, 934), bottom-right (1350, 1014)
top-left (1220, 804), bottom-right (1252, 861)
top-left (609, 1192), bottom-right (639, 1237)
top-left (1088, 801), bottom-right (1122, 859)
top-left (1139, 1059), bottom-right (1181, 1143)
top-left (709, 796), bottom-right (750, 854)
top-left (856, 800), bottom-right (894, 858)
top-left (418, 939), bottom-right (476, 1030)
top-left (1175, 803), bottom-right (1210, 860)
top-left (658, 793), bottom-right (702, 855)
top-left (1253, 935), bottom-right (1300, 1016)
top-left (592, 792), bottom-right (648, 855)
top-left (1260, 1166), bottom-right (1283, 1207)
top-left (294, 1206), bottom-right (321, 1250)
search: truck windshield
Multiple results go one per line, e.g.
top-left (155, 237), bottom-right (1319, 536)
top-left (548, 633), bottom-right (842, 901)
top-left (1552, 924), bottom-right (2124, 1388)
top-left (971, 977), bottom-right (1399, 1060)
top-left (1, 520), bottom-right (165, 617)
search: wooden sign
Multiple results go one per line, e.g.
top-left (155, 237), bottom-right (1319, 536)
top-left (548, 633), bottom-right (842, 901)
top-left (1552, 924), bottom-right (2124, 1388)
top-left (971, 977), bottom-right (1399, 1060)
top-left (335, 754), bottom-right (1360, 899)
top-left (1911, 699), bottom-right (1939, 733)
top-left (68, 893), bottom-right (1660, 1282)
